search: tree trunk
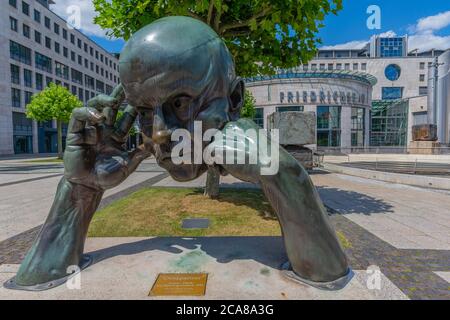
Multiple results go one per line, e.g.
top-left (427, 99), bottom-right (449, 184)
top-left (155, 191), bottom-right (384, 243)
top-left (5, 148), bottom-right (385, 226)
top-left (204, 166), bottom-right (220, 199)
top-left (57, 120), bottom-right (63, 159)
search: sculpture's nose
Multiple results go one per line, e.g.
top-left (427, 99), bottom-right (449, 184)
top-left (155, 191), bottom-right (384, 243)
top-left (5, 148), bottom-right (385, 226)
top-left (152, 105), bottom-right (172, 145)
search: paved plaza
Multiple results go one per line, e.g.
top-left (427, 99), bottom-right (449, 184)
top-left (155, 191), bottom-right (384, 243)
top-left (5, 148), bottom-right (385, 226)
top-left (0, 156), bottom-right (449, 299)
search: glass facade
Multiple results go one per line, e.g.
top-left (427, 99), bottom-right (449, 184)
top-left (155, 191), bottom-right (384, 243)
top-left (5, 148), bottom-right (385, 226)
top-left (382, 87), bottom-right (403, 100)
top-left (380, 37), bottom-right (405, 57)
top-left (351, 107), bottom-right (365, 147)
top-left (317, 106), bottom-right (341, 147)
top-left (370, 100), bottom-right (409, 146)
top-left (13, 112), bottom-right (33, 154)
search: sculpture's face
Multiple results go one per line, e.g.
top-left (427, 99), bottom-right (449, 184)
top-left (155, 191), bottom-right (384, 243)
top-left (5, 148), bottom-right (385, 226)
top-left (119, 17), bottom-right (243, 181)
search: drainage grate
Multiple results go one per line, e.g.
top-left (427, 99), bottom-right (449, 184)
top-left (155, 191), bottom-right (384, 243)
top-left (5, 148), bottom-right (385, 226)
top-left (181, 218), bottom-right (210, 229)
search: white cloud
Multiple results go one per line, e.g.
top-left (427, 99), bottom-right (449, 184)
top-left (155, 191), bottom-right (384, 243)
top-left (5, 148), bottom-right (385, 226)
top-left (416, 11), bottom-right (450, 34)
top-left (321, 40), bottom-right (368, 50)
top-left (321, 11), bottom-right (450, 53)
top-left (50, 0), bottom-right (113, 38)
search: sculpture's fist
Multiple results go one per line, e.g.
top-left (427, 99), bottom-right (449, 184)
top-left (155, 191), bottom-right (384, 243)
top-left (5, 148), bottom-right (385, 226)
top-left (63, 84), bottom-right (151, 191)
top-left (205, 118), bottom-right (281, 184)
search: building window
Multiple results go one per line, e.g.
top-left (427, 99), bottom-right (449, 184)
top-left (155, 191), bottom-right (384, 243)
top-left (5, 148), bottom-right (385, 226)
top-left (344, 63), bottom-right (350, 70)
top-left (45, 37), bottom-right (51, 49)
top-left (11, 64), bottom-right (20, 85)
top-left (34, 9), bottom-right (41, 23)
top-left (353, 63), bottom-right (359, 70)
top-left (55, 42), bottom-right (60, 54)
top-left (319, 64), bottom-right (325, 71)
top-left (382, 87), bottom-right (403, 100)
top-left (85, 75), bottom-right (95, 89)
top-left (385, 64), bottom-right (401, 81)
top-left (78, 55), bottom-right (82, 65)
top-left (419, 62), bottom-right (425, 70)
top-left (55, 62), bottom-right (69, 80)
top-left (78, 88), bottom-right (84, 101)
top-left (10, 17), bottom-right (18, 32)
top-left (70, 34), bottom-right (75, 44)
top-left (23, 24), bottom-right (30, 38)
top-left (317, 106), bottom-right (341, 147)
top-left (46, 77), bottom-right (53, 86)
top-left (90, 47), bottom-right (93, 56)
top-left (44, 16), bottom-right (50, 29)
top-left (54, 23), bottom-right (60, 35)
top-left (71, 85), bottom-right (77, 95)
top-left (419, 86), bottom-right (428, 95)
top-left (11, 88), bottom-right (21, 108)
top-left (254, 108), bottom-right (264, 128)
top-left (90, 62), bottom-right (94, 71)
top-left (419, 74), bottom-right (425, 82)
top-left (34, 30), bottom-right (41, 44)
top-left (63, 28), bottom-right (67, 40)
top-left (96, 80), bottom-right (105, 93)
top-left (24, 69), bottom-right (32, 88)
top-left (311, 64), bottom-right (317, 71)
top-left (77, 39), bottom-right (82, 49)
top-left (63, 47), bottom-right (68, 58)
top-left (13, 112), bottom-right (33, 154)
top-left (71, 68), bottom-right (83, 85)
top-left (24, 91), bottom-right (33, 106)
top-left (351, 107), bottom-right (365, 147)
top-left (10, 41), bottom-right (32, 65)
top-left (22, 1), bottom-right (29, 16)
top-left (35, 52), bottom-right (52, 73)
top-left (327, 63), bottom-right (333, 71)
top-left (95, 50), bottom-right (99, 59)
top-left (336, 63), bottom-right (342, 70)
top-left (36, 73), bottom-right (43, 90)
top-left (10, 0), bottom-right (17, 8)
top-left (71, 51), bottom-right (75, 61)
top-left (276, 106), bottom-right (304, 112)
top-left (361, 63), bottom-right (367, 71)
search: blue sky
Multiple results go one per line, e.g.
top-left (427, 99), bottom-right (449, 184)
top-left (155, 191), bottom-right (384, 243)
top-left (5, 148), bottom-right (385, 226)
top-left (51, 0), bottom-right (450, 54)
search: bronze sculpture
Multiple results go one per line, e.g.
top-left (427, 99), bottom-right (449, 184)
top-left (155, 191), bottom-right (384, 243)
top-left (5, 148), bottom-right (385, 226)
top-left (4, 16), bottom-right (351, 291)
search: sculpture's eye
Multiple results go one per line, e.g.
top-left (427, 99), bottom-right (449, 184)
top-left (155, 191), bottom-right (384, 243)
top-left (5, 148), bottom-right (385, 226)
top-left (171, 95), bottom-right (193, 121)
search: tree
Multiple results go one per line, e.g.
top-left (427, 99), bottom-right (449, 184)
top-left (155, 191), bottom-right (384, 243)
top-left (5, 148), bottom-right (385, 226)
top-left (93, 0), bottom-right (342, 77)
top-left (26, 83), bottom-right (83, 158)
top-left (240, 90), bottom-right (257, 119)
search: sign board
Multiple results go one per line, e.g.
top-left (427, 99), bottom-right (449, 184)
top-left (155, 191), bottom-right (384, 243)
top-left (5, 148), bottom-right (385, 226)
top-left (149, 273), bottom-right (208, 296)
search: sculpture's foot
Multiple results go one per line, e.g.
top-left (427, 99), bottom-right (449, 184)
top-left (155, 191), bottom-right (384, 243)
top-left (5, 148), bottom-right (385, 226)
top-left (3, 255), bottom-right (92, 292)
top-left (281, 261), bottom-right (353, 291)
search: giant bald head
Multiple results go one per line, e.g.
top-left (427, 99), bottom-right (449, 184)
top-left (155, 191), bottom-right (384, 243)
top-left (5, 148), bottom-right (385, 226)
top-left (119, 16), bottom-right (244, 181)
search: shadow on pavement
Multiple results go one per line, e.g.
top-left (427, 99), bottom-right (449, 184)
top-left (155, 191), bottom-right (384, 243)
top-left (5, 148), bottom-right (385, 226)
top-left (88, 236), bottom-right (287, 270)
top-left (316, 186), bottom-right (395, 216)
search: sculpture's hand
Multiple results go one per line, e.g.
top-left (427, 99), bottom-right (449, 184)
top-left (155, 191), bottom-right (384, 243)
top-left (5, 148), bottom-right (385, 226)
top-left (205, 118), bottom-right (277, 183)
top-left (64, 84), bottom-right (152, 191)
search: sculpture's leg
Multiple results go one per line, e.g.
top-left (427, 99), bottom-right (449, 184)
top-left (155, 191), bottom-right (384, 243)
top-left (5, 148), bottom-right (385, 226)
top-left (259, 147), bottom-right (351, 289)
top-left (5, 178), bottom-right (103, 290)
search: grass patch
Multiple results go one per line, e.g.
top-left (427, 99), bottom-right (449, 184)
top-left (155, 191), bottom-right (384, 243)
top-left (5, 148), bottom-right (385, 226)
top-left (88, 187), bottom-right (280, 237)
top-left (88, 186), bottom-right (351, 252)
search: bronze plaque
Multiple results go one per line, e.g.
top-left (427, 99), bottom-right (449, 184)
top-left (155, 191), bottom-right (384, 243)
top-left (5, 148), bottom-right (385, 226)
top-left (149, 273), bottom-right (208, 296)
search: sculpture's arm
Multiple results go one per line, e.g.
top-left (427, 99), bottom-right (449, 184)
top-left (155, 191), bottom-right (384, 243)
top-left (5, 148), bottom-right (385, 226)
top-left (207, 118), bottom-right (349, 285)
top-left (10, 85), bottom-right (152, 289)
top-left (14, 178), bottom-right (103, 287)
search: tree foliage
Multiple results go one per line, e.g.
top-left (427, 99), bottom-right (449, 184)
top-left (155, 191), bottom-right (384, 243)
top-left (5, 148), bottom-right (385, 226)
top-left (93, 0), bottom-right (342, 76)
top-left (240, 90), bottom-right (257, 119)
top-left (25, 83), bottom-right (82, 123)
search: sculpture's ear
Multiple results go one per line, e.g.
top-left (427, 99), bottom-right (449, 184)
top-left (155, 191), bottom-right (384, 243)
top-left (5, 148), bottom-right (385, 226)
top-left (228, 77), bottom-right (245, 120)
